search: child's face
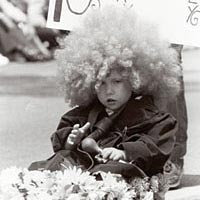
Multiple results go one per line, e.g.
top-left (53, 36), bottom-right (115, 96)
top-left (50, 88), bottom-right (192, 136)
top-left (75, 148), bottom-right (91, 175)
top-left (96, 70), bottom-right (132, 111)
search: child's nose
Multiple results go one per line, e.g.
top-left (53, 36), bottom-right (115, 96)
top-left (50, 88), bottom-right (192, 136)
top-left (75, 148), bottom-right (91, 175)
top-left (106, 84), bottom-right (114, 95)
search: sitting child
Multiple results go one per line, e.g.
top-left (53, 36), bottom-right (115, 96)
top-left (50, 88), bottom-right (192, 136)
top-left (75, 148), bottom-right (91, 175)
top-left (29, 6), bottom-right (181, 179)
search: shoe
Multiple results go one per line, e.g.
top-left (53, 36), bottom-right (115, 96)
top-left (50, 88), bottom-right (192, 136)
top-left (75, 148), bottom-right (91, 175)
top-left (163, 159), bottom-right (183, 189)
top-left (0, 54), bottom-right (9, 66)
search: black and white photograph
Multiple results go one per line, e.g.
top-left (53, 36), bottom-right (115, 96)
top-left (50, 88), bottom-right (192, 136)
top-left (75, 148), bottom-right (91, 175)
top-left (0, 0), bottom-right (200, 199)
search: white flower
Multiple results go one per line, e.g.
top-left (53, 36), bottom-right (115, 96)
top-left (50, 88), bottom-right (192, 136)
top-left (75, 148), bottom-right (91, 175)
top-left (0, 166), bottom-right (155, 200)
top-left (59, 167), bottom-right (96, 186)
top-left (26, 191), bottom-right (53, 200)
top-left (142, 191), bottom-right (154, 200)
top-left (0, 167), bottom-right (26, 199)
top-left (0, 166), bottom-right (22, 187)
top-left (67, 193), bottom-right (81, 200)
top-left (86, 191), bottom-right (106, 200)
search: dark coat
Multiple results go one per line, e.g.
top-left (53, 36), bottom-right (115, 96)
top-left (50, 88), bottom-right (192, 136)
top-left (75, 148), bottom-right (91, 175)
top-left (29, 95), bottom-right (177, 178)
top-left (51, 96), bottom-right (177, 175)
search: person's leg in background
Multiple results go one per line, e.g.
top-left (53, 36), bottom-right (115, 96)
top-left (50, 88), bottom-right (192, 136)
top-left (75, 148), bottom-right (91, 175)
top-left (0, 18), bottom-right (9, 66)
top-left (0, 12), bottom-right (49, 62)
top-left (154, 44), bottom-right (188, 189)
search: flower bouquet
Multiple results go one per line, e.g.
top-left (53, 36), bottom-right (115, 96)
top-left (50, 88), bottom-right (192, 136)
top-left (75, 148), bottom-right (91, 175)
top-left (0, 167), bottom-right (167, 200)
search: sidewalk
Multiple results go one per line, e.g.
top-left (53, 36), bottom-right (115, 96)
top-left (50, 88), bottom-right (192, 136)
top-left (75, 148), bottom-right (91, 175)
top-left (166, 185), bottom-right (200, 200)
top-left (181, 49), bottom-right (200, 178)
top-left (182, 48), bottom-right (200, 90)
top-left (0, 61), bottom-right (66, 170)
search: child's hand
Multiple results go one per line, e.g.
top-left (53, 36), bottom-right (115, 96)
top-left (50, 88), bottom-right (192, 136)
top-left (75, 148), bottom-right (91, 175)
top-left (101, 147), bottom-right (127, 161)
top-left (65, 122), bottom-right (90, 149)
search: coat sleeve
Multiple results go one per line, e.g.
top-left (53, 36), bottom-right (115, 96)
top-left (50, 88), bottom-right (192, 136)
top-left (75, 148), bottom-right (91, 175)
top-left (120, 112), bottom-right (177, 174)
top-left (50, 114), bottom-right (75, 153)
top-left (50, 107), bottom-right (89, 152)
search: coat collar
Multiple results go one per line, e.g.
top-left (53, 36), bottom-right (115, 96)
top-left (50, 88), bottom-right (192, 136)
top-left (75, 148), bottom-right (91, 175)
top-left (87, 94), bottom-right (156, 130)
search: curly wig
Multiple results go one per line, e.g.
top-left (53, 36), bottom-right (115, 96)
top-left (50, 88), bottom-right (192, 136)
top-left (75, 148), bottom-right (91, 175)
top-left (56, 5), bottom-right (181, 106)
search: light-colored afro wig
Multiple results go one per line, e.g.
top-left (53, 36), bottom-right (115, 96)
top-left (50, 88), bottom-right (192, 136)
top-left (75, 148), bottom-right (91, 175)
top-left (56, 5), bottom-right (181, 107)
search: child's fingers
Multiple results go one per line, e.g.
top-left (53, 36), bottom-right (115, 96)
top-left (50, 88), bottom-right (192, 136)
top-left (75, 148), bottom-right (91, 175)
top-left (95, 155), bottom-right (108, 163)
top-left (79, 122), bottom-right (90, 134)
top-left (71, 129), bottom-right (79, 135)
top-left (111, 154), bottom-right (120, 161)
top-left (67, 123), bottom-right (90, 146)
top-left (67, 131), bottom-right (78, 143)
top-left (108, 151), bottom-right (117, 160)
top-left (67, 135), bottom-right (75, 144)
top-left (101, 148), bottom-right (112, 159)
top-left (73, 124), bottom-right (80, 130)
top-left (69, 133), bottom-right (77, 139)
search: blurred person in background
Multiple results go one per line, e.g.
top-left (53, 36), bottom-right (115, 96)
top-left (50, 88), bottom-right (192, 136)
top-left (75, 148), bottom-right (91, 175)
top-left (0, 0), bottom-right (57, 62)
top-left (0, 7), bottom-right (39, 62)
top-left (9, 0), bottom-right (64, 51)
top-left (155, 44), bottom-right (188, 189)
top-left (0, 11), bottom-right (9, 66)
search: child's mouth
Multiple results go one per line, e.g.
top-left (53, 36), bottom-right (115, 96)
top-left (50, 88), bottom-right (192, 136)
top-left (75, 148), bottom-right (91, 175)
top-left (107, 98), bottom-right (116, 103)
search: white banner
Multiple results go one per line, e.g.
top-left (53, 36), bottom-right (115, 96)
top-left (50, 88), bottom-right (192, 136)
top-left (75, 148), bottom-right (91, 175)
top-left (46, 0), bottom-right (200, 47)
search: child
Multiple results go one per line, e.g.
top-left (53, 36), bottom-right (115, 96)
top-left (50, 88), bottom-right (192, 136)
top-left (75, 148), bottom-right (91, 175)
top-left (30, 6), bottom-right (181, 179)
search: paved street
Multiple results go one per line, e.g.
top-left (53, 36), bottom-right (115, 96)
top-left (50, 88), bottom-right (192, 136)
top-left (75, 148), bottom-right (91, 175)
top-left (0, 48), bottom-right (200, 199)
top-left (0, 61), bottom-right (67, 169)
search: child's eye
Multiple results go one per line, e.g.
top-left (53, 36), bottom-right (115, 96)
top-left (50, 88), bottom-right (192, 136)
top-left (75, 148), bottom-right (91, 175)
top-left (114, 80), bottom-right (122, 83)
